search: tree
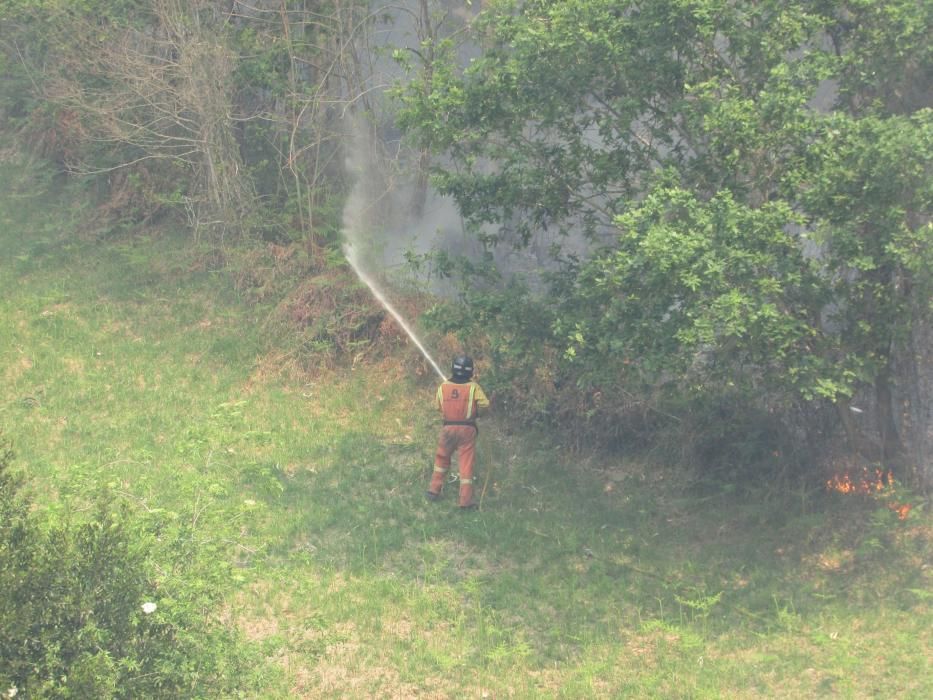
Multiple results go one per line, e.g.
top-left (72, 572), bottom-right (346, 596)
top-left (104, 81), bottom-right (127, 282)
top-left (1, 0), bottom-right (253, 235)
top-left (400, 0), bottom-right (932, 484)
top-left (0, 0), bottom-right (395, 243)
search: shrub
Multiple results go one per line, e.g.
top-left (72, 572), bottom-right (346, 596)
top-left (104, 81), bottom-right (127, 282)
top-left (0, 434), bottom-right (254, 699)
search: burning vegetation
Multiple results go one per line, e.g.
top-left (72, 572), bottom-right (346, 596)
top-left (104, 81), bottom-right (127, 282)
top-left (825, 466), bottom-right (913, 520)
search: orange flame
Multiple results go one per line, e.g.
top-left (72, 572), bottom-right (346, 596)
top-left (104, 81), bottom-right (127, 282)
top-left (892, 503), bottom-right (913, 520)
top-left (825, 467), bottom-right (893, 495)
top-left (825, 468), bottom-right (911, 520)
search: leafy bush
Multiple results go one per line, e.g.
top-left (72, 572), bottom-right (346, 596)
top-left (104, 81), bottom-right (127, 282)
top-left (0, 435), bottom-right (255, 699)
top-left (421, 278), bottom-right (658, 451)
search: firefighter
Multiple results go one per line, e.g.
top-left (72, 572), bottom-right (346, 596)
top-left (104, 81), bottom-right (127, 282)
top-left (427, 355), bottom-right (490, 509)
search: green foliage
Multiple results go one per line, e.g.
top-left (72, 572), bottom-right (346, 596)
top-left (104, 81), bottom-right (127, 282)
top-left (801, 110), bottom-right (933, 350)
top-left (815, 0), bottom-right (933, 116)
top-left (566, 184), bottom-right (830, 394)
top-left (399, 0), bottom-right (932, 470)
top-left (0, 436), bottom-right (254, 698)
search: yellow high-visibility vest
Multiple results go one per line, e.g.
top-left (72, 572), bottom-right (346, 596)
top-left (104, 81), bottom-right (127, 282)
top-left (436, 380), bottom-right (489, 422)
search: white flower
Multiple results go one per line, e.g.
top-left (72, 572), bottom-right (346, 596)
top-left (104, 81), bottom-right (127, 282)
top-left (141, 602), bottom-right (157, 614)
top-left (7, 687), bottom-right (18, 698)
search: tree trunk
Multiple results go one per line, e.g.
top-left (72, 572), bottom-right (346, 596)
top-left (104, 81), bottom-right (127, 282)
top-left (874, 363), bottom-right (906, 469)
top-left (897, 309), bottom-right (933, 492)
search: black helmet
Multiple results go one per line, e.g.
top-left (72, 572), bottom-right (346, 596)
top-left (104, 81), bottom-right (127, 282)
top-left (451, 355), bottom-right (474, 381)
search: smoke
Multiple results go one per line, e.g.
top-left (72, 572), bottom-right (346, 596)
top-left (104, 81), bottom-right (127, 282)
top-left (334, 3), bottom-right (479, 378)
top-left (340, 113), bottom-right (466, 282)
top-left (338, 1), bottom-right (495, 294)
top-left (339, 1), bottom-right (582, 309)
top-left (340, 112), bottom-right (450, 379)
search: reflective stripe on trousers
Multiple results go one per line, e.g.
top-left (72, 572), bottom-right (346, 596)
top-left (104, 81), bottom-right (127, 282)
top-left (430, 424), bottom-right (477, 507)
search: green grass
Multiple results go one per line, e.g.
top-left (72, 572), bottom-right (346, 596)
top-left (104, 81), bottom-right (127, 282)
top-left (1, 152), bottom-right (931, 698)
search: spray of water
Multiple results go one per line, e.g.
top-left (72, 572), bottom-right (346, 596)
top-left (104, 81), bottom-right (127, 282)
top-left (340, 115), bottom-right (447, 381)
top-left (343, 242), bottom-right (446, 381)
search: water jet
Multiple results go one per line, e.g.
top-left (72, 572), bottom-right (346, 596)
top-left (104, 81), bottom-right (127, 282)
top-left (343, 241), bottom-right (446, 381)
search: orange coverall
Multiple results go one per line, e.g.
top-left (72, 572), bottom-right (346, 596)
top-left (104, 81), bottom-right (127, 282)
top-left (428, 378), bottom-right (490, 507)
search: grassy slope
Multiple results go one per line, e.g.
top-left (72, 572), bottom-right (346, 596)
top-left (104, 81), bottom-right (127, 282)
top-left (1, 155), bottom-right (930, 698)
